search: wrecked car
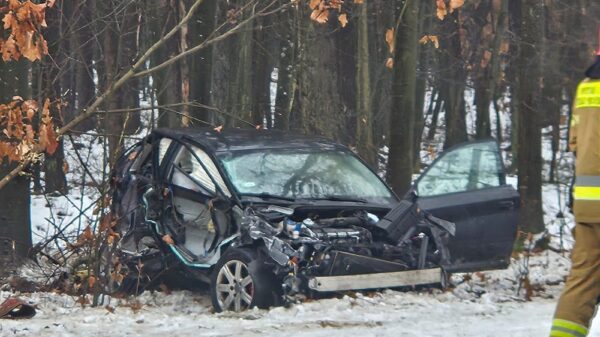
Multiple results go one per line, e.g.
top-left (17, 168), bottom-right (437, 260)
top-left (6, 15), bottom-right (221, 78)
top-left (107, 128), bottom-right (519, 312)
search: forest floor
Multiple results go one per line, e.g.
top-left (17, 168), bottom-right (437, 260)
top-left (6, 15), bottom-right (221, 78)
top-left (1, 249), bottom-right (599, 337)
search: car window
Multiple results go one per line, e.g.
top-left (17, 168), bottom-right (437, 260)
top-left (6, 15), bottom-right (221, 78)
top-left (170, 145), bottom-right (231, 197)
top-left (218, 149), bottom-right (395, 204)
top-left (417, 141), bottom-right (503, 197)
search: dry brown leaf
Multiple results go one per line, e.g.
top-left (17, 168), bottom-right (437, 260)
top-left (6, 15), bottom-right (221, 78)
top-left (309, 0), bottom-right (321, 10)
top-left (129, 300), bottom-right (143, 313)
top-left (385, 57), bottom-right (394, 69)
top-left (62, 161), bottom-right (69, 174)
top-left (88, 275), bottom-right (96, 289)
top-left (329, 0), bottom-right (343, 11)
top-left (449, 0), bottom-right (464, 10)
top-left (354, 0), bottom-right (364, 3)
top-left (436, 0), bottom-right (447, 20)
top-left (111, 270), bottom-right (124, 284)
top-left (76, 295), bottom-right (90, 307)
top-left (310, 8), bottom-right (329, 23)
top-left (338, 13), bottom-right (348, 27)
top-left (162, 234), bottom-right (174, 245)
top-left (385, 28), bottom-right (395, 53)
top-left (428, 144), bottom-right (436, 160)
top-left (419, 35), bottom-right (440, 49)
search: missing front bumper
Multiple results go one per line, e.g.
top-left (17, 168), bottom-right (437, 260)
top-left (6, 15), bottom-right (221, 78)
top-left (307, 267), bottom-right (443, 292)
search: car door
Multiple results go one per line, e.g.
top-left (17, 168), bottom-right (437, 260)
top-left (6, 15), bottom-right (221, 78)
top-left (413, 140), bottom-right (519, 272)
top-left (160, 141), bottom-right (232, 260)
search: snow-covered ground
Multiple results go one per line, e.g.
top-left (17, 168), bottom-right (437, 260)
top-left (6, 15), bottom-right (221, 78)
top-left (1, 250), bottom-right (598, 336)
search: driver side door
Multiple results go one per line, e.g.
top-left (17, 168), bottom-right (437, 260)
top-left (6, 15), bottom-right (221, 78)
top-left (414, 140), bottom-right (519, 272)
top-left (160, 141), bottom-right (232, 261)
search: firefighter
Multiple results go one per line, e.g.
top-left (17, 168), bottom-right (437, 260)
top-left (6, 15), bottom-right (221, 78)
top-left (550, 44), bottom-right (600, 337)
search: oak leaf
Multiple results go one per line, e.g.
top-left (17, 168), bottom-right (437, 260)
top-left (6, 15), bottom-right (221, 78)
top-left (309, 0), bottom-right (321, 10)
top-left (449, 0), bottom-right (464, 10)
top-left (385, 57), bottom-right (393, 69)
top-left (338, 13), bottom-right (348, 27)
top-left (436, 0), bottom-right (447, 20)
top-left (385, 28), bottom-right (395, 53)
top-left (419, 35), bottom-right (440, 49)
top-left (310, 8), bottom-right (329, 23)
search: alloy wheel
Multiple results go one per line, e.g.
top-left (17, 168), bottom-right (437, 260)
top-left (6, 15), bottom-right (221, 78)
top-left (215, 260), bottom-right (254, 312)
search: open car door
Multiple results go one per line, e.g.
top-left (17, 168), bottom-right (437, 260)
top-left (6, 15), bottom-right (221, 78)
top-left (413, 140), bottom-right (519, 272)
top-left (158, 140), bottom-right (233, 266)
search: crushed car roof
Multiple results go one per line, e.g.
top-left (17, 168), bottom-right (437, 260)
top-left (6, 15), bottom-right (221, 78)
top-left (151, 127), bottom-right (345, 152)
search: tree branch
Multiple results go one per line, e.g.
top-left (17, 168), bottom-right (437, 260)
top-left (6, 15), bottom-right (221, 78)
top-left (0, 0), bottom-right (206, 190)
top-left (0, 0), bottom-right (286, 190)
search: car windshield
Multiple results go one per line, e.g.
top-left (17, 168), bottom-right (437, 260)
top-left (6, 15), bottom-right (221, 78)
top-left (217, 148), bottom-right (395, 204)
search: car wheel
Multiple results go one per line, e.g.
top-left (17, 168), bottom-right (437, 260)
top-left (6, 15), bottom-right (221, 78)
top-left (210, 248), bottom-right (280, 312)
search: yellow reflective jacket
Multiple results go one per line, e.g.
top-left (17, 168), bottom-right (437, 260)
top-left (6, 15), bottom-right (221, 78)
top-left (569, 78), bottom-right (600, 222)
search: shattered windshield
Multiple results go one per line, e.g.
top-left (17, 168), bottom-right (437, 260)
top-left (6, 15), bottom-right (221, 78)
top-left (217, 149), bottom-right (395, 204)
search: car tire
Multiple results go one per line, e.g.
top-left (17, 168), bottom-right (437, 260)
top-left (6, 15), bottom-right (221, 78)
top-left (210, 247), bottom-right (281, 312)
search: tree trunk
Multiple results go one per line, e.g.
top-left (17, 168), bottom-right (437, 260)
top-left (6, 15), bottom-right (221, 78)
top-left (98, 0), bottom-right (141, 161)
top-left (0, 60), bottom-right (31, 276)
top-left (151, 0), bottom-right (182, 128)
top-left (274, 5), bottom-right (299, 131)
top-left (252, 15), bottom-right (276, 128)
top-left (470, 0), bottom-right (493, 139)
top-left (41, 4), bottom-right (67, 194)
top-left (387, 0), bottom-right (418, 195)
top-left (507, 0), bottom-right (520, 173)
top-left (369, 0), bottom-right (394, 152)
top-left (516, 0), bottom-right (544, 233)
top-left (293, 6), bottom-right (344, 139)
top-left (189, 0), bottom-right (217, 125)
top-left (355, 1), bottom-right (375, 166)
top-left (73, 0), bottom-right (97, 132)
top-left (440, 11), bottom-right (468, 149)
top-left (413, 0), bottom-right (435, 171)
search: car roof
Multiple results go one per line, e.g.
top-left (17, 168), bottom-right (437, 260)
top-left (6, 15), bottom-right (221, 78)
top-left (151, 127), bottom-right (347, 153)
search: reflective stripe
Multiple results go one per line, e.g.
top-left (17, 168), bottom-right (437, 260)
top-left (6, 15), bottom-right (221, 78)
top-left (551, 319), bottom-right (589, 337)
top-left (573, 176), bottom-right (600, 200)
top-left (575, 81), bottom-right (600, 108)
top-left (573, 186), bottom-right (600, 200)
top-left (575, 175), bottom-right (600, 187)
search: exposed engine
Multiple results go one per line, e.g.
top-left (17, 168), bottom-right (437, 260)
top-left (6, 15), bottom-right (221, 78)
top-left (240, 200), bottom-right (456, 299)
